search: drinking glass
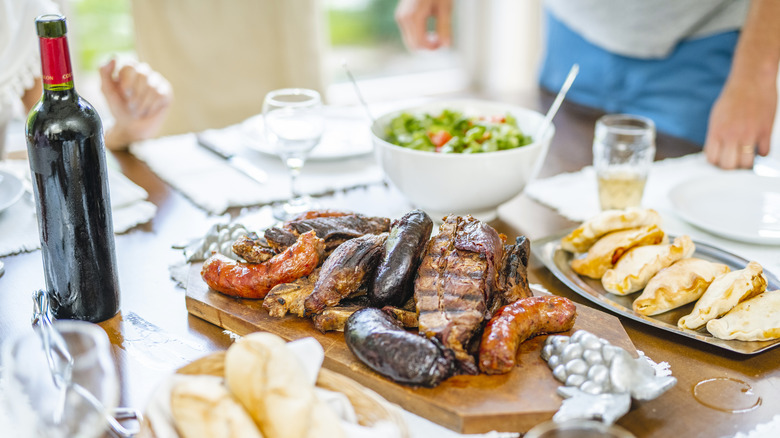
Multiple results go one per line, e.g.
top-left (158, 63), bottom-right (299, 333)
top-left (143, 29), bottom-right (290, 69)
top-left (1, 320), bottom-right (119, 438)
top-left (263, 88), bottom-right (325, 221)
top-left (593, 114), bottom-right (656, 210)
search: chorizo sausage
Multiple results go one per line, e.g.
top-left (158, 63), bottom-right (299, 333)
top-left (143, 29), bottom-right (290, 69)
top-left (201, 231), bottom-right (324, 299)
top-left (478, 296), bottom-right (577, 375)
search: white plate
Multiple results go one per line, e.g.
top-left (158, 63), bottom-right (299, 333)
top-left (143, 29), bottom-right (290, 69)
top-left (0, 170), bottom-right (24, 213)
top-left (241, 113), bottom-right (374, 161)
top-left (669, 173), bottom-right (780, 245)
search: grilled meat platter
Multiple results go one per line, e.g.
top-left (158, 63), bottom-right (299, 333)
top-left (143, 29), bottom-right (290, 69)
top-left (199, 209), bottom-right (577, 386)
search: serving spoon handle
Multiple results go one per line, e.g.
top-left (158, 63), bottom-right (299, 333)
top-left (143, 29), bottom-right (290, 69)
top-left (536, 63), bottom-right (579, 141)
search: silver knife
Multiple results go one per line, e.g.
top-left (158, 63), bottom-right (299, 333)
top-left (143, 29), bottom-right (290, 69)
top-left (195, 133), bottom-right (268, 184)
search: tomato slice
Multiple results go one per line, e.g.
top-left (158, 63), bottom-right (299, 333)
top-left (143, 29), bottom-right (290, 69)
top-left (429, 130), bottom-right (453, 148)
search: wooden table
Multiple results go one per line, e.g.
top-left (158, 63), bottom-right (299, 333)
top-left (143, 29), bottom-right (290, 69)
top-left (1, 89), bottom-right (777, 437)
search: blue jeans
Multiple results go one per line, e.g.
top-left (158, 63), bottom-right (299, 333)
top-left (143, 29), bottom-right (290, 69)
top-left (539, 11), bottom-right (739, 145)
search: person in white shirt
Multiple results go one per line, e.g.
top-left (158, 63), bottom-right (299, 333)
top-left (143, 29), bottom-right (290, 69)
top-left (394, 0), bottom-right (780, 170)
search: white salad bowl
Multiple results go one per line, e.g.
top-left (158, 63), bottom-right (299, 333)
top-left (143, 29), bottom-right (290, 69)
top-left (371, 99), bottom-right (553, 221)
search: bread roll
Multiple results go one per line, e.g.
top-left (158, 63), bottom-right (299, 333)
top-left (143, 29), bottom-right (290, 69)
top-left (224, 332), bottom-right (344, 438)
top-left (170, 375), bottom-right (263, 438)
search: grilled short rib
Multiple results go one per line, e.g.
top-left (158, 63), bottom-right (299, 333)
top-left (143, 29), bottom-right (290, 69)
top-left (414, 215), bottom-right (504, 373)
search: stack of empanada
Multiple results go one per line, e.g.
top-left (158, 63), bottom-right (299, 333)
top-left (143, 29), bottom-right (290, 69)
top-left (561, 207), bottom-right (662, 253)
top-left (570, 225), bottom-right (666, 279)
top-left (562, 208), bottom-right (779, 343)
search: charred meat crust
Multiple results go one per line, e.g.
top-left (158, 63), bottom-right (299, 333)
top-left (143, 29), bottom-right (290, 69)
top-left (495, 235), bottom-right (533, 308)
top-left (478, 296), bottom-right (577, 375)
top-left (369, 209), bottom-right (433, 307)
top-left (381, 306), bottom-right (418, 328)
top-left (312, 304), bottom-right (366, 332)
top-left (304, 233), bottom-right (387, 315)
top-left (345, 308), bottom-right (457, 387)
top-left (201, 231), bottom-right (325, 299)
top-left (264, 213), bottom-right (391, 255)
top-left (231, 232), bottom-right (276, 263)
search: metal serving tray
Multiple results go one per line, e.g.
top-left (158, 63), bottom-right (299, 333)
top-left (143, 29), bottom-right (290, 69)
top-left (532, 232), bottom-right (780, 355)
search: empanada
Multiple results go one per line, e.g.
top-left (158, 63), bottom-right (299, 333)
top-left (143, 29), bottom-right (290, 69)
top-left (678, 261), bottom-right (767, 330)
top-left (602, 235), bottom-right (695, 295)
top-left (570, 225), bottom-right (666, 280)
top-left (633, 258), bottom-right (730, 316)
top-left (706, 290), bottom-right (780, 341)
top-left (561, 208), bottom-right (661, 253)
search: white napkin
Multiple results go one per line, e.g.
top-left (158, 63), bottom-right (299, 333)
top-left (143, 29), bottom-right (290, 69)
top-left (129, 111), bottom-right (385, 215)
top-left (521, 153), bottom-right (780, 275)
top-left (0, 159), bottom-right (157, 257)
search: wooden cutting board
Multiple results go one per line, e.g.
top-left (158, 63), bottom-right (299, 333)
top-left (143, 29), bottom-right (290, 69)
top-left (185, 263), bottom-right (636, 434)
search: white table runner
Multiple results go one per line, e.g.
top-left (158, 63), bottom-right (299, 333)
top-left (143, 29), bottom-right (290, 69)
top-left (0, 159), bottom-right (156, 257)
top-left (129, 110), bottom-right (385, 215)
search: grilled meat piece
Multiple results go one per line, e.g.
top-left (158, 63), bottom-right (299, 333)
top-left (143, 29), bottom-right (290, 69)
top-left (232, 232), bottom-right (276, 263)
top-left (312, 304), bottom-right (366, 332)
top-left (201, 231), bottom-right (325, 299)
top-left (414, 215), bottom-right (504, 372)
top-left (495, 235), bottom-right (533, 308)
top-left (381, 306), bottom-right (418, 328)
top-left (369, 210), bottom-right (433, 307)
top-left (291, 209), bottom-right (354, 221)
top-left (263, 227), bottom-right (298, 253)
top-left (264, 213), bottom-right (391, 255)
top-left (345, 308), bottom-right (457, 387)
top-left (479, 296), bottom-right (577, 375)
top-left (262, 269), bottom-right (319, 318)
top-left (304, 233), bottom-right (387, 315)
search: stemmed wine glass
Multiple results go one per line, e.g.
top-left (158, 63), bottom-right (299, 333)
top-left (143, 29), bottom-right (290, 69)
top-left (1, 320), bottom-right (120, 438)
top-left (263, 88), bottom-right (325, 221)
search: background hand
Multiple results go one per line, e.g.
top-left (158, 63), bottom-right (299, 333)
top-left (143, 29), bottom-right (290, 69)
top-left (395, 0), bottom-right (453, 50)
top-left (704, 72), bottom-right (777, 170)
top-left (99, 59), bottom-right (173, 150)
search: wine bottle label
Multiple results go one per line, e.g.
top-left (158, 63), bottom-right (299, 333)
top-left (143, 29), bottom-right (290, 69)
top-left (39, 36), bottom-right (74, 91)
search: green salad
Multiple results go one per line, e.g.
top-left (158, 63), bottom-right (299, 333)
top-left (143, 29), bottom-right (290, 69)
top-left (384, 109), bottom-right (533, 153)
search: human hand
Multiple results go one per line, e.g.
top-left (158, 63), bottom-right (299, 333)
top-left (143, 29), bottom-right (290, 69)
top-left (99, 59), bottom-right (173, 150)
top-left (704, 74), bottom-right (776, 169)
top-left (395, 0), bottom-right (453, 50)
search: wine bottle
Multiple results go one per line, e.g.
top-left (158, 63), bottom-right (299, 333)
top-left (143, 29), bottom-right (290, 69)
top-left (25, 14), bottom-right (120, 323)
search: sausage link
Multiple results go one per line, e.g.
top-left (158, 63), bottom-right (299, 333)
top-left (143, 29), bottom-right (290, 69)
top-left (201, 231), bottom-right (324, 299)
top-left (478, 296), bottom-right (576, 375)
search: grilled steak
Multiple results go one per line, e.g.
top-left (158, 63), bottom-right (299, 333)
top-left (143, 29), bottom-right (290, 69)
top-left (414, 215), bottom-right (504, 373)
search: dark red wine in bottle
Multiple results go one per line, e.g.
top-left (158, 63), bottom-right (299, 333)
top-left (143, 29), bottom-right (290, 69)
top-left (25, 14), bottom-right (120, 322)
